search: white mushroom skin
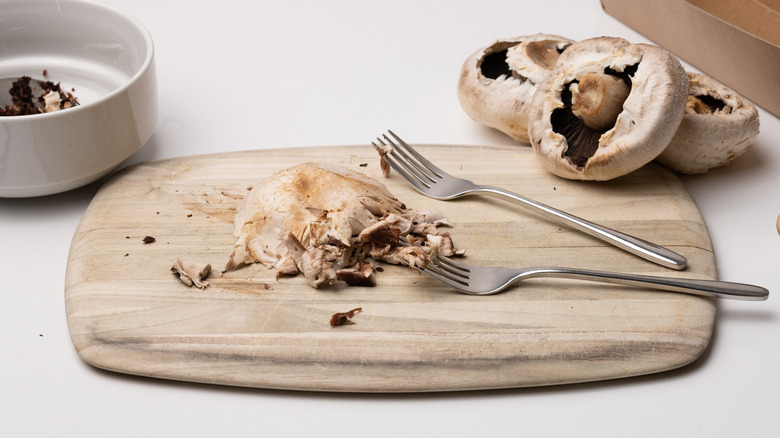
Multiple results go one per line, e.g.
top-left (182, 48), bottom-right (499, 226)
top-left (527, 37), bottom-right (688, 181)
top-left (224, 163), bottom-right (459, 288)
top-left (457, 34), bottom-right (574, 144)
top-left (655, 72), bottom-right (760, 174)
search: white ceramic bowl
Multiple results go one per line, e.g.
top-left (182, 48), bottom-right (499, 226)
top-left (0, 0), bottom-right (157, 198)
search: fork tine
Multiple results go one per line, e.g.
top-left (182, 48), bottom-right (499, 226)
top-left (375, 136), bottom-right (438, 188)
top-left (423, 261), bottom-right (470, 287)
top-left (425, 268), bottom-right (470, 288)
top-left (372, 139), bottom-right (432, 191)
top-left (431, 255), bottom-right (472, 273)
top-left (427, 256), bottom-right (471, 280)
top-left (381, 134), bottom-right (439, 184)
top-left (386, 130), bottom-right (445, 177)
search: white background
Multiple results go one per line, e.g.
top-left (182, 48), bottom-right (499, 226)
top-left (2, 1), bottom-right (778, 436)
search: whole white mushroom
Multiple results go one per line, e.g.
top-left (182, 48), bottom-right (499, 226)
top-left (527, 37), bottom-right (688, 181)
top-left (655, 71), bottom-right (760, 174)
top-left (457, 34), bottom-right (574, 143)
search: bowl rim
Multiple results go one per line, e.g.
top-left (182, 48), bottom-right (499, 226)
top-left (0, 0), bottom-right (155, 122)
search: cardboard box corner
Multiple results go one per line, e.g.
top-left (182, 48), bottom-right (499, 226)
top-left (602, 0), bottom-right (780, 118)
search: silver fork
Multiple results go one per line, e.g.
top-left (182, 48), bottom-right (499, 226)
top-left (417, 254), bottom-right (768, 300)
top-left (373, 130), bottom-right (688, 271)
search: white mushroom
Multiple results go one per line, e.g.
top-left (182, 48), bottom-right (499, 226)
top-left (224, 163), bottom-right (461, 288)
top-left (457, 34), bottom-right (574, 143)
top-left (655, 72), bottom-right (760, 174)
top-left (527, 37), bottom-right (688, 181)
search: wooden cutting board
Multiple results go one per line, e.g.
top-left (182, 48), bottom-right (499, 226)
top-left (65, 144), bottom-right (717, 392)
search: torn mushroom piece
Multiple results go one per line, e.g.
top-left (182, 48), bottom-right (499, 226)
top-left (527, 37), bottom-right (688, 181)
top-left (426, 233), bottom-right (464, 257)
top-left (330, 307), bottom-right (362, 327)
top-left (171, 258), bottom-right (212, 289)
top-left (457, 34), bottom-right (574, 143)
top-left (655, 72), bottom-right (760, 174)
top-left (376, 142), bottom-right (393, 177)
top-left (223, 162), bottom-right (461, 288)
top-left (336, 261), bottom-right (376, 287)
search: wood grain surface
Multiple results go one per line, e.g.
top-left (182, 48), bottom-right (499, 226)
top-left (64, 144), bottom-right (717, 392)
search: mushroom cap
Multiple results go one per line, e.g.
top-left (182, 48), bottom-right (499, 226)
top-left (655, 72), bottom-right (760, 174)
top-left (226, 162), bottom-right (407, 272)
top-left (527, 37), bottom-right (688, 181)
top-left (457, 34), bottom-right (574, 144)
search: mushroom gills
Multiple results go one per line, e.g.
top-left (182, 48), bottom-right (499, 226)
top-left (687, 94), bottom-right (729, 115)
top-left (480, 46), bottom-right (515, 80)
top-left (551, 65), bottom-right (637, 168)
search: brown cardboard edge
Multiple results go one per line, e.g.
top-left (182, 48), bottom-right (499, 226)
top-left (602, 0), bottom-right (780, 118)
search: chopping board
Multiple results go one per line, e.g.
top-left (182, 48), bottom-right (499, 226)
top-left (65, 144), bottom-right (717, 392)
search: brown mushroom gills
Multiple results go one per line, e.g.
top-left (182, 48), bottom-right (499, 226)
top-left (480, 45), bottom-right (516, 80)
top-left (550, 66), bottom-right (636, 168)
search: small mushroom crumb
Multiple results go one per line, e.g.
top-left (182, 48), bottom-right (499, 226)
top-left (142, 236), bottom-right (156, 244)
top-left (171, 258), bottom-right (212, 289)
top-left (1, 75), bottom-right (80, 116)
top-left (359, 162), bottom-right (368, 167)
top-left (330, 307), bottom-right (362, 327)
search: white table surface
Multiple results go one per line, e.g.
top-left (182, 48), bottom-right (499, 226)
top-left (2, 1), bottom-right (778, 436)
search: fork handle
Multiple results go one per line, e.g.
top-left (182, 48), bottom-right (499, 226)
top-left (524, 267), bottom-right (768, 301)
top-left (473, 186), bottom-right (688, 271)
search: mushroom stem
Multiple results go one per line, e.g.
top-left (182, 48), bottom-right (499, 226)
top-left (524, 41), bottom-right (560, 69)
top-left (507, 39), bottom-right (568, 84)
top-left (570, 73), bottom-right (630, 130)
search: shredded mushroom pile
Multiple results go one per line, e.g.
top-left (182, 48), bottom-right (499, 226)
top-left (223, 162), bottom-right (462, 288)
